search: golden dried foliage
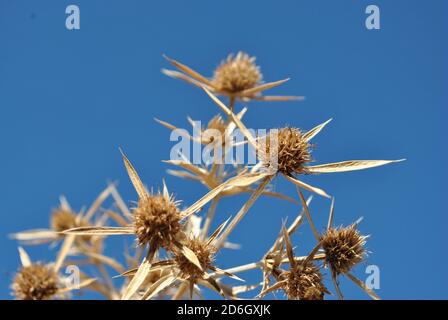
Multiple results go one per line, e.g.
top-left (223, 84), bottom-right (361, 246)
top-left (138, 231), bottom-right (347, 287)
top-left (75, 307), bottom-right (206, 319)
top-left (10, 51), bottom-right (404, 300)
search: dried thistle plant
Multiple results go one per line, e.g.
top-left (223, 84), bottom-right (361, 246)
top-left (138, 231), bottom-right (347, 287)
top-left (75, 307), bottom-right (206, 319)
top-left (163, 52), bottom-right (303, 104)
top-left (10, 51), bottom-right (404, 300)
top-left (321, 224), bottom-right (367, 276)
top-left (12, 246), bottom-right (95, 300)
top-left (13, 263), bottom-right (60, 300)
top-left (259, 225), bottom-right (329, 300)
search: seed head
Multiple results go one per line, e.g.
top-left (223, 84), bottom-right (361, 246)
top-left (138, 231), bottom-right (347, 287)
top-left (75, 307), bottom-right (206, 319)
top-left (212, 52), bottom-right (262, 95)
top-left (133, 195), bottom-right (182, 249)
top-left (51, 209), bottom-right (78, 232)
top-left (174, 238), bottom-right (215, 279)
top-left (12, 264), bottom-right (59, 300)
top-left (51, 208), bottom-right (91, 241)
top-left (263, 127), bottom-right (312, 175)
top-left (321, 224), bottom-right (366, 275)
top-left (202, 114), bottom-right (227, 144)
top-left (207, 114), bottom-right (227, 135)
top-left (284, 262), bottom-right (328, 300)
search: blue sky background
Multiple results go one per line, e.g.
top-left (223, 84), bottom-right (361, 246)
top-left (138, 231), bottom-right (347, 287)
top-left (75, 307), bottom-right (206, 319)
top-left (0, 0), bottom-right (446, 299)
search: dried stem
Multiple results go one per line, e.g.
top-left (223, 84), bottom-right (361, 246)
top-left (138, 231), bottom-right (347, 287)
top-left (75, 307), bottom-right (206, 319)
top-left (212, 253), bottom-right (326, 278)
top-left (297, 188), bottom-right (320, 241)
top-left (9, 51), bottom-right (387, 301)
top-left (172, 282), bottom-right (188, 300)
top-left (215, 176), bottom-right (272, 249)
top-left (201, 195), bottom-right (221, 240)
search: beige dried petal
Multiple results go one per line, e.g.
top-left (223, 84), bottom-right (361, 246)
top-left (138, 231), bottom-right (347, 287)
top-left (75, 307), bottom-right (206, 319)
top-left (253, 95), bottom-right (305, 102)
top-left (206, 217), bottom-right (231, 246)
top-left (209, 266), bottom-right (244, 282)
top-left (201, 277), bottom-right (225, 298)
top-left (302, 118), bottom-right (333, 142)
top-left (54, 234), bottom-right (75, 272)
top-left (306, 159), bottom-right (405, 174)
top-left (154, 117), bottom-right (180, 131)
top-left (109, 184), bottom-right (132, 219)
top-left (161, 69), bottom-right (212, 90)
top-left (63, 226), bottom-right (135, 235)
top-left (284, 175), bottom-right (330, 198)
top-left (331, 268), bottom-right (344, 300)
top-left (60, 278), bottom-right (97, 293)
top-left (116, 264), bottom-right (174, 279)
top-left (288, 197), bottom-right (310, 234)
top-left (164, 55), bottom-right (212, 86)
top-left (259, 279), bottom-right (287, 298)
top-left (167, 169), bottom-right (201, 181)
top-left (18, 247), bottom-right (31, 267)
top-left (239, 78), bottom-right (290, 97)
top-left (232, 283), bottom-right (261, 295)
top-left (162, 179), bottom-right (169, 200)
top-left (122, 251), bottom-right (154, 300)
top-left (327, 197), bottom-right (335, 231)
top-left (303, 241), bottom-right (323, 266)
top-left (297, 189), bottom-right (320, 241)
top-left (181, 245), bottom-right (203, 272)
top-left (59, 196), bottom-right (71, 211)
top-left (346, 272), bottom-right (380, 300)
top-left (227, 172), bottom-right (270, 188)
top-left (258, 191), bottom-right (298, 204)
top-left (11, 229), bottom-right (58, 241)
top-left (120, 149), bottom-right (149, 199)
top-left (282, 224), bottom-right (295, 268)
top-left (163, 160), bottom-right (208, 178)
top-left (143, 274), bottom-right (177, 300)
top-left (155, 118), bottom-right (200, 143)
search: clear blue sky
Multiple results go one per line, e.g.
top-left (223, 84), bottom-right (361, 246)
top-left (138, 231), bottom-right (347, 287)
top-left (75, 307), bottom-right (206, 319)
top-left (0, 0), bottom-right (446, 299)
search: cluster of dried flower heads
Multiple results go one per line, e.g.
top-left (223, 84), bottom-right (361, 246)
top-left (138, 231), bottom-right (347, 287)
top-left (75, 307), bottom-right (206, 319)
top-left (10, 52), bottom-right (403, 300)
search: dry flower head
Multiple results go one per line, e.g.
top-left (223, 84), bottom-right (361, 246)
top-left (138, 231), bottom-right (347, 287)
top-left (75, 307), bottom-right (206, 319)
top-left (174, 237), bottom-right (216, 279)
top-left (212, 52), bottom-right (262, 95)
top-left (204, 87), bottom-right (403, 198)
top-left (11, 246), bottom-right (97, 300)
top-left (202, 114), bottom-right (227, 144)
top-left (283, 261), bottom-right (328, 300)
top-left (321, 224), bottom-right (367, 275)
top-left (12, 263), bottom-right (59, 300)
top-left (50, 208), bottom-right (93, 242)
top-left (163, 52), bottom-right (302, 102)
top-left (259, 224), bottom-right (329, 300)
top-left (263, 127), bottom-right (313, 175)
top-left (133, 194), bottom-right (182, 249)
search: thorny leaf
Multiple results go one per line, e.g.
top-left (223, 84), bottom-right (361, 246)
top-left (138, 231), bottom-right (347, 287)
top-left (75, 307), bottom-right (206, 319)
top-left (306, 159), bottom-right (405, 174)
top-left (120, 149), bottom-right (149, 200)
